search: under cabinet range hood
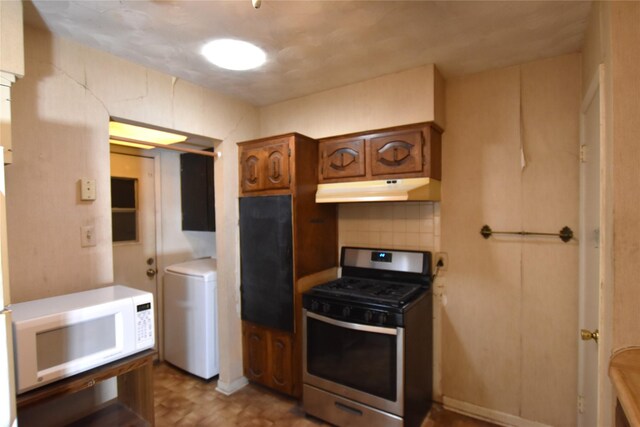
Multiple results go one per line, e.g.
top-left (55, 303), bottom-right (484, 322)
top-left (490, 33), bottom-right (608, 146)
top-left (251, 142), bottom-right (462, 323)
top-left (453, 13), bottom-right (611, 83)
top-left (315, 177), bottom-right (440, 203)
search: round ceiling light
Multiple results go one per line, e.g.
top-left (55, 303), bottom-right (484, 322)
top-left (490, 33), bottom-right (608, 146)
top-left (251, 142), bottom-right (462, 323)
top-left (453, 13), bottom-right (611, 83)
top-left (201, 39), bottom-right (266, 71)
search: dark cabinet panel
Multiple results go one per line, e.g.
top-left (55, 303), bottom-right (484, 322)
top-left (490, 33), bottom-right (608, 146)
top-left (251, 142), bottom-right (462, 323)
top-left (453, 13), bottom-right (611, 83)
top-left (180, 152), bottom-right (215, 231)
top-left (239, 195), bottom-right (293, 332)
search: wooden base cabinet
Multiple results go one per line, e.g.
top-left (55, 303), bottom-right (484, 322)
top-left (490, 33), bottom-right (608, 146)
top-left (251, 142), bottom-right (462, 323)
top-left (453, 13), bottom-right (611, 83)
top-left (242, 321), bottom-right (295, 396)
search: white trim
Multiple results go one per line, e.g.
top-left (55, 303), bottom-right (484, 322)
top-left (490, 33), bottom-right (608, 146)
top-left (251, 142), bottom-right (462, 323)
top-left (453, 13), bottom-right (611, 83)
top-left (581, 68), bottom-right (601, 114)
top-left (577, 66), bottom-right (600, 427)
top-left (0, 72), bottom-right (16, 87)
top-left (577, 63), bottom-right (612, 427)
top-left (152, 150), bottom-right (164, 361)
top-left (596, 63), bottom-right (614, 427)
top-left (215, 376), bottom-right (249, 396)
top-left (443, 396), bottom-right (552, 427)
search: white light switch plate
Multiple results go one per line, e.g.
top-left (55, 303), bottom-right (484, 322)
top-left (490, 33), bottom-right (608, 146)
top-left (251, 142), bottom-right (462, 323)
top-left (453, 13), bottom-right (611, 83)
top-left (80, 178), bottom-right (96, 201)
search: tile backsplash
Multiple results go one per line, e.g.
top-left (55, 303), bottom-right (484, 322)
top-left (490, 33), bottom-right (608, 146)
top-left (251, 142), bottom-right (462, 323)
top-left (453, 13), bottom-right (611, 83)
top-left (338, 202), bottom-right (440, 252)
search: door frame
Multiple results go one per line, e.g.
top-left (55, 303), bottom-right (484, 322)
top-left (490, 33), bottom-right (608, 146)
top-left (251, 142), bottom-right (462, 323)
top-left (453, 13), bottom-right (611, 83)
top-left (109, 147), bottom-right (165, 359)
top-left (577, 64), bottom-right (613, 426)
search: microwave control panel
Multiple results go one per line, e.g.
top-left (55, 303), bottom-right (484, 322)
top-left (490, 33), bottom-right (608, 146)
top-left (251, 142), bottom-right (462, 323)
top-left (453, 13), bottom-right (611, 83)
top-left (135, 301), bottom-right (154, 346)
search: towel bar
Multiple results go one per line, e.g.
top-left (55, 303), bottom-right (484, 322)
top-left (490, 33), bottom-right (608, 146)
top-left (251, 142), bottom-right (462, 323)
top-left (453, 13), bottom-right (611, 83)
top-left (480, 225), bottom-right (573, 243)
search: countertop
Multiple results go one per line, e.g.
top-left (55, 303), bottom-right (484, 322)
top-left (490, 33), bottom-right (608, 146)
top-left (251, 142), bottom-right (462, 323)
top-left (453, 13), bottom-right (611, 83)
top-left (610, 348), bottom-right (640, 426)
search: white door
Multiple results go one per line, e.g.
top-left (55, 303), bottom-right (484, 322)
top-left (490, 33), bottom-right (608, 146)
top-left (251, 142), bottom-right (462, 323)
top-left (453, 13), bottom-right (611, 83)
top-left (0, 149), bottom-right (17, 427)
top-left (110, 152), bottom-right (158, 347)
top-left (577, 68), bottom-right (602, 427)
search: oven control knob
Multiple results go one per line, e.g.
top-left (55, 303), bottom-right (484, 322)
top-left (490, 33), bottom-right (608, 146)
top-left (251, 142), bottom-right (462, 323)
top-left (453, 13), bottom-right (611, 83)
top-left (364, 310), bottom-right (373, 322)
top-left (378, 312), bottom-right (388, 324)
top-left (322, 303), bottom-right (331, 313)
top-left (342, 306), bottom-right (351, 317)
top-left (311, 300), bottom-right (319, 312)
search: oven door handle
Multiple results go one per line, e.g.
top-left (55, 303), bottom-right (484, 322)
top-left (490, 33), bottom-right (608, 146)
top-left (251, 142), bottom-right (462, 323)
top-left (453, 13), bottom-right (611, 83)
top-left (305, 310), bottom-right (398, 336)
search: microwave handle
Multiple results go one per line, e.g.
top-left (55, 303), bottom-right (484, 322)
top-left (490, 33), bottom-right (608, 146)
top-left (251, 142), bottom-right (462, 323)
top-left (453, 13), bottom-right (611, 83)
top-left (305, 310), bottom-right (398, 336)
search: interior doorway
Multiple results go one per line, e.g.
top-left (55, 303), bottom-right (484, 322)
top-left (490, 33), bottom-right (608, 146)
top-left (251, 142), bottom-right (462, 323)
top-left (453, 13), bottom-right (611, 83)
top-left (110, 152), bottom-right (159, 350)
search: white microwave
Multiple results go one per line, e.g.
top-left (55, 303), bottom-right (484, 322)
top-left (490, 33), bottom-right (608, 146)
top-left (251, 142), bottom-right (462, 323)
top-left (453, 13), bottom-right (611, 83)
top-left (10, 285), bottom-right (154, 393)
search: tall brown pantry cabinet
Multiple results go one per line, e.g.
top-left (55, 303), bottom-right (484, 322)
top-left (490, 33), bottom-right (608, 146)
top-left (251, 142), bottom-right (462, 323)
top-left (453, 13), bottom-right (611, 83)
top-left (238, 133), bottom-right (337, 398)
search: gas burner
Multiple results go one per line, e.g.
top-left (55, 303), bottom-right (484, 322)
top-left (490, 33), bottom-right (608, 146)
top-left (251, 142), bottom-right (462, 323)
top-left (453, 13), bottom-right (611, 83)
top-left (312, 276), bottom-right (423, 306)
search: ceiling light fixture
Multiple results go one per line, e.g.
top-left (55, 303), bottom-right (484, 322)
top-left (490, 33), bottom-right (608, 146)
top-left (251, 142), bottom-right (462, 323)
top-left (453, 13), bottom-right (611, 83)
top-left (109, 121), bottom-right (188, 150)
top-left (201, 39), bottom-right (266, 71)
top-left (252, 0), bottom-right (262, 9)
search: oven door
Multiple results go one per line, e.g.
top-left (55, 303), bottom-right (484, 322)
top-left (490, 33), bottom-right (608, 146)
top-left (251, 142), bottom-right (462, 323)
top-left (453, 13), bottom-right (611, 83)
top-left (303, 309), bottom-right (404, 416)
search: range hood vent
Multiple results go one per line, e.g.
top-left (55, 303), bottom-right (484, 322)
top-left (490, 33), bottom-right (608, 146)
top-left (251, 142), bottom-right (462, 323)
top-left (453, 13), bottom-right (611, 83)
top-left (315, 177), bottom-right (440, 203)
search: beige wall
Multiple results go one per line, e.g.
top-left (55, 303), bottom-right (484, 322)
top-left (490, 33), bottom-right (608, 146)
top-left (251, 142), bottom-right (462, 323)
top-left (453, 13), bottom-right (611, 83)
top-left (259, 64), bottom-right (445, 138)
top-left (7, 25), bottom-right (258, 395)
top-left (609, 1), bottom-right (640, 351)
top-left (441, 54), bottom-right (580, 426)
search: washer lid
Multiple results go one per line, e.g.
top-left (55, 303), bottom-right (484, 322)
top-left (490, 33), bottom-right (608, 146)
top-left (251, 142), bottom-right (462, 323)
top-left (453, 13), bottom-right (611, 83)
top-left (165, 258), bottom-right (217, 281)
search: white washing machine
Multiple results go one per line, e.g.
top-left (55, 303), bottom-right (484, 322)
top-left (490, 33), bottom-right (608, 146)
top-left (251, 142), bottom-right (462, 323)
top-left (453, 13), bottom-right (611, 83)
top-left (163, 257), bottom-right (218, 379)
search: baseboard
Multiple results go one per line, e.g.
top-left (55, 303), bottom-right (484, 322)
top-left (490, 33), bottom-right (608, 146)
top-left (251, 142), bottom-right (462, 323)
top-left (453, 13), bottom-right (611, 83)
top-left (215, 376), bottom-right (249, 396)
top-left (442, 396), bottom-right (553, 427)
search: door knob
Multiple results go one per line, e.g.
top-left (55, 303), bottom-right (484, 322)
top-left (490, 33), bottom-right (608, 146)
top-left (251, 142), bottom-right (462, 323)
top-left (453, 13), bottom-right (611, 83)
top-left (581, 329), bottom-right (599, 343)
top-left (146, 268), bottom-right (157, 278)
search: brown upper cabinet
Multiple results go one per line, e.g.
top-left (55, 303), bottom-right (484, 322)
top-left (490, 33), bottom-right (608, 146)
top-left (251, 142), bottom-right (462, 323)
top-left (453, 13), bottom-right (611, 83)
top-left (318, 122), bottom-right (442, 183)
top-left (239, 137), bottom-right (291, 195)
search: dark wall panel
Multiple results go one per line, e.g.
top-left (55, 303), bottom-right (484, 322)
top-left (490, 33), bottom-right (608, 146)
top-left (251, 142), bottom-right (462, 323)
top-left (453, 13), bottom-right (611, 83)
top-left (239, 195), bottom-right (293, 332)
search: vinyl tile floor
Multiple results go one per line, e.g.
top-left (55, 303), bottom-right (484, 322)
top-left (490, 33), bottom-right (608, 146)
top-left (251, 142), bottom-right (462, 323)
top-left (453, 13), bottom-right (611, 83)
top-left (153, 362), bottom-right (498, 427)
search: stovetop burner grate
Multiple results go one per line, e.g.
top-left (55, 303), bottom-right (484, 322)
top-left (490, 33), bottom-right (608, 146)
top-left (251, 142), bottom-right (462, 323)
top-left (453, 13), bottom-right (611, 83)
top-left (310, 276), bottom-right (423, 306)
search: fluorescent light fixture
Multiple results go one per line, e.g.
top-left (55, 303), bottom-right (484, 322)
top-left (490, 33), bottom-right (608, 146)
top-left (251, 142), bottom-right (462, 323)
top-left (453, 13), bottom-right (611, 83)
top-left (201, 39), bottom-right (266, 71)
top-left (109, 121), bottom-right (187, 149)
top-left (108, 138), bottom-right (154, 150)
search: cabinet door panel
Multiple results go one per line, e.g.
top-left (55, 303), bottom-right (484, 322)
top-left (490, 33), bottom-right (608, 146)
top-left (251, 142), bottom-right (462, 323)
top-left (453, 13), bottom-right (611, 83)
top-left (320, 138), bottom-right (366, 180)
top-left (240, 147), bottom-right (264, 193)
top-left (242, 324), bottom-right (268, 382)
top-left (370, 131), bottom-right (423, 176)
top-left (263, 141), bottom-right (290, 191)
top-left (269, 331), bottom-right (293, 395)
top-left (180, 152), bottom-right (215, 231)
top-left (239, 196), bottom-right (294, 332)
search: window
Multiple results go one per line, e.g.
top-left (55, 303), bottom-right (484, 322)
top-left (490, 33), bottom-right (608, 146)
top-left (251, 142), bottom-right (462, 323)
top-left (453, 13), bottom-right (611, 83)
top-left (111, 177), bottom-right (138, 242)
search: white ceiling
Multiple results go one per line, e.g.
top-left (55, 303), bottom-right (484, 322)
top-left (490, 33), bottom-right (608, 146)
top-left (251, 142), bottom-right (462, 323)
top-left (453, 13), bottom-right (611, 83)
top-left (24, 0), bottom-right (592, 107)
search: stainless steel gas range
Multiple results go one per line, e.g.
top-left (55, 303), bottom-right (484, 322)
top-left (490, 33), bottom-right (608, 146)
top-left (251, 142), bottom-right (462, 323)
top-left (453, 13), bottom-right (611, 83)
top-left (302, 246), bottom-right (433, 427)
